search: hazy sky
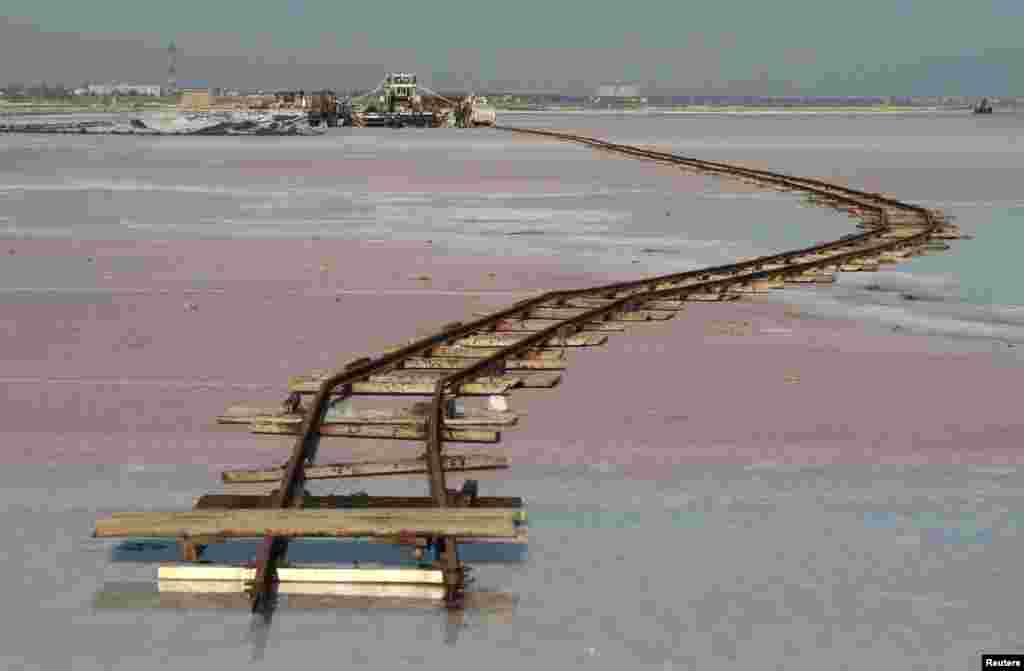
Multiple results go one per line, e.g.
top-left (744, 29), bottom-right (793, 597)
top-left (2, 1), bottom-right (1022, 95)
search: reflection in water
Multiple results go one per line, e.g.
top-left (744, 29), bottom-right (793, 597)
top-left (445, 609), bottom-right (465, 646)
top-left (246, 605), bottom-right (274, 662)
top-left (91, 581), bottom-right (518, 653)
top-left (109, 537), bottom-right (527, 564)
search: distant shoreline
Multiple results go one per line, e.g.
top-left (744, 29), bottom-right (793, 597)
top-left (0, 104), bottom-right (176, 117)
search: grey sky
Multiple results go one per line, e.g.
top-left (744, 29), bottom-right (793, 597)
top-left (2, 1), bottom-right (1022, 95)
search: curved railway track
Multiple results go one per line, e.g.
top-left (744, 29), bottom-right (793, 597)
top-left (93, 126), bottom-right (967, 615)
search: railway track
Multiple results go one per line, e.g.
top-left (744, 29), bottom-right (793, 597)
top-left (93, 126), bottom-right (966, 619)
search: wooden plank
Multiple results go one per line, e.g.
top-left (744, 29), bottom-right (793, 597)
top-left (684, 293), bottom-right (742, 302)
top-left (784, 274), bottom-right (836, 284)
top-left (288, 377), bottom-right (515, 395)
top-left (382, 369), bottom-right (562, 388)
top-left (277, 583), bottom-right (446, 599)
top-left (402, 356), bottom-right (565, 371)
top-left (368, 372), bottom-right (562, 388)
top-left (94, 508), bottom-right (524, 539)
top-left (221, 454), bottom-right (509, 484)
top-left (487, 308), bottom-right (674, 321)
top-left (490, 319), bottom-right (624, 332)
top-left (158, 579), bottom-right (249, 594)
top-left (455, 528), bottom-right (529, 544)
top-left (365, 373), bottom-right (516, 385)
top-left (218, 406), bottom-right (518, 427)
top-left (454, 333), bottom-right (606, 348)
top-left (495, 370), bottom-right (563, 388)
top-left (563, 298), bottom-right (685, 311)
top-left (158, 565), bottom-right (251, 581)
top-left (249, 421), bottom-right (500, 443)
top-left (279, 567), bottom-right (443, 584)
top-left (157, 564), bottom-right (445, 585)
top-left (220, 482), bottom-right (283, 496)
top-left (194, 494), bottom-right (524, 510)
top-left (876, 251), bottom-right (912, 263)
top-left (880, 230), bottom-right (923, 240)
top-left (156, 579), bottom-right (447, 601)
top-left (609, 310), bottom-right (677, 321)
top-left (429, 345), bottom-right (566, 360)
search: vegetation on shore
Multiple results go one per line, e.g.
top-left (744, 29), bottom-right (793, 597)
top-left (0, 95), bottom-right (178, 115)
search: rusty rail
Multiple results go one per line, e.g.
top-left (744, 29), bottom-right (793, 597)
top-left (246, 127), bottom-right (950, 612)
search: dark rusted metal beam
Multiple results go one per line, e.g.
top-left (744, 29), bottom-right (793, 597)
top-left (425, 388), bottom-right (447, 507)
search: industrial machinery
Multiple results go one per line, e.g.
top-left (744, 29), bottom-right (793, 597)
top-left (305, 91), bottom-right (340, 127)
top-left (362, 73), bottom-right (434, 127)
top-left (342, 73), bottom-right (495, 128)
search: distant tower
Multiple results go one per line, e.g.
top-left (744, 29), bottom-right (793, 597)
top-left (167, 41), bottom-right (178, 93)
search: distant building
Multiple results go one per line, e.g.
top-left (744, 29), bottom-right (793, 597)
top-left (596, 82), bottom-right (640, 98)
top-left (87, 83), bottom-right (116, 96)
top-left (177, 84), bottom-right (215, 112)
top-left (167, 41), bottom-right (178, 94)
top-left (175, 81), bottom-right (218, 95)
top-left (86, 82), bottom-right (163, 96)
top-left (116, 84), bottom-right (163, 96)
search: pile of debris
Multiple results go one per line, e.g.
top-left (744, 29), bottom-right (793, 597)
top-left (168, 112), bottom-right (326, 136)
top-left (0, 120), bottom-right (114, 134)
top-left (0, 111), bottom-right (327, 136)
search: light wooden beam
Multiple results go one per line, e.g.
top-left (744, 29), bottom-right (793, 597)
top-left (94, 508), bottom-right (523, 539)
top-left (217, 406), bottom-right (519, 427)
top-left (248, 421), bottom-right (501, 443)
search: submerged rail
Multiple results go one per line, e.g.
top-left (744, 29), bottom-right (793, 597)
top-left (95, 127), bottom-right (965, 618)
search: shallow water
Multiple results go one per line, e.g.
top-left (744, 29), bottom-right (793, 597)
top-left (3, 113), bottom-right (1024, 668)
top-left (503, 111), bottom-right (1024, 347)
top-left (8, 463), bottom-right (1024, 670)
top-left (0, 122), bottom-right (848, 274)
top-left (3, 111), bottom-right (1023, 348)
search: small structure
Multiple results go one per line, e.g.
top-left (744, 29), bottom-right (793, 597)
top-left (87, 83), bottom-right (163, 97)
top-left (590, 82), bottom-right (647, 109)
top-left (384, 73), bottom-right (420, 111)
top-left (178, 88), bottom-right (212, 112)
top-left (596, 82), bottom-right (640, 98)
top-left (342, 72), bottom-right (494, 128)
top-left (167, 41), bottom-right (178, 95)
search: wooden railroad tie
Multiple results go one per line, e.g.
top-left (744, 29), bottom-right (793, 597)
top-left (94, 508), bottom-right (524, 540)
top-left (217, 404), bottom-right (519, 427)
top-left (221, 454), bottom-right (509, 483)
